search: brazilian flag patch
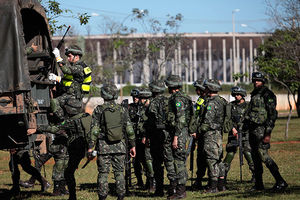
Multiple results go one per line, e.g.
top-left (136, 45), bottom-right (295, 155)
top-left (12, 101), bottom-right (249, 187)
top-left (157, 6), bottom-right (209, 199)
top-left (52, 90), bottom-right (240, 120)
top-left (61, 121), bottom-right (66, 125)
top-left (207, 105), bottom-right (212, 111)
top-left (176, 102), bottom-right (182, 107)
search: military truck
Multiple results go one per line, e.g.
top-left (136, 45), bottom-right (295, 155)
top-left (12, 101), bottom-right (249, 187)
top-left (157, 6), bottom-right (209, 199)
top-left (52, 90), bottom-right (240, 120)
top-left (0, 0), bottom-right (56, 150)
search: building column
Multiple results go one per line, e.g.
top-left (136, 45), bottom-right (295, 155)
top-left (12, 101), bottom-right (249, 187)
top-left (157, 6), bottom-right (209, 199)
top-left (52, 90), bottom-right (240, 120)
top-left (97, 41), bottom-right (102, 66)
top-left (129, 42), bottom-right (134, 85)
top-left (236, 39), bottom-right (240, 75)
top-left (230, 48), bottom-right (233, 82)
top-left (254, 48), bottom-right (257, 72)
top-left (113, 49), bottom-right (118, 84)
top-left (143, 40), bottom-right (150, 84)
top-left (189, 48), bottom-right (193, 82)
top-left (193, 39), bottom-right (197, 81)
top-left (159, 46), bottom-right (166, 78)
top-left (249, 39), bottom-right (253, 76)
top-left (242, 48), bottom-right (246, 82)
top-left (208, 39), bottom-right (212, 79)
top-left (222, 39), bottom-right (227, 83)
top-left (178, 42), bottom-right (182, 77)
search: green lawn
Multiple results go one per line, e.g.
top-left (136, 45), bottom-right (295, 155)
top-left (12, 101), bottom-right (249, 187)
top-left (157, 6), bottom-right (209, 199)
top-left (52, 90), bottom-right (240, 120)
top-left (1, 116), bottom-right (300, 199)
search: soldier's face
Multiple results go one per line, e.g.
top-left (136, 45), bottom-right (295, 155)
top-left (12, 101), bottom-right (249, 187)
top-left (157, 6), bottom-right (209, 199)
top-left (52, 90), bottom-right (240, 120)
top-left (133, 97), bottom-right (139, 104)
top-left (254, 80), bottom-right (263, 88)
top-left (67, 53), bottom-right (80, 64)
top-left (234, 94), bottom-right (242, 101)
top-left (196, 88), bottom-right (201, 95)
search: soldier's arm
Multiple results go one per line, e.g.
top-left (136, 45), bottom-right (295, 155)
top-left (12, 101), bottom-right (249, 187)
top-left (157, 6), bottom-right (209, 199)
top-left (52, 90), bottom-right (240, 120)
top-left (124, 110), bottom-right (136, 148)
top-left (60, 64), bottom-right (85, 82)
top-left (174, 98), bottom-right (188, 136)
top-left (264, 91), bottom-right (278, 133)
top-left (87, 107), bottom-right (102, 149)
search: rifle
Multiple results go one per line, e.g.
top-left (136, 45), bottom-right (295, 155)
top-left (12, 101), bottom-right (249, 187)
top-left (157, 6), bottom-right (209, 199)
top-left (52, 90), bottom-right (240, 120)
top-left (238, 127), bottom-right (243, 183)
top-left (56, 25), bottom-right (71, 49)
top-left (82, 150), bottom-right (97, 169)
top-left (121, 99), bottom-right (132, 194)
top-left (186, 136), bottom-right (195, 186)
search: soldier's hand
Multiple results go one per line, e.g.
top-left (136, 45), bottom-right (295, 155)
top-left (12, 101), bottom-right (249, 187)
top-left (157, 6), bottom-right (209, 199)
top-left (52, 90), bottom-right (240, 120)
top-left (263, 133), bottom-right (271, 143)
top-left (232, 128), bottom-right (238, 139)
top-left (141, 137), bottom-right (146, 144)
top-left (172, 136), bottom-right (178, 149)
top-left (27, 128), bottom-right (37, 135)
top-left (31, 43), bottom-right (38, 52)
top-left (190, 133), bottom-right (197, 139)
top-left (130, 147), bottom-right (136, 158)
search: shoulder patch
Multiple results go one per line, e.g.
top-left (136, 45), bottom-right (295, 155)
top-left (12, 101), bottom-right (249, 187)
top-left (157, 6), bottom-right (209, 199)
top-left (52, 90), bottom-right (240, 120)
top-left (207, 105), bottom-right (212, 111)
top-left (175, 102), bottom-right (182, 107)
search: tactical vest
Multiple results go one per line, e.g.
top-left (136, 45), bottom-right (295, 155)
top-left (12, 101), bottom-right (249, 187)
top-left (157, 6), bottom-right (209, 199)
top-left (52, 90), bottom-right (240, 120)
top-left (249, 90), bottom-right (268, 124)
top-left (152, 95), bottom-right (169, 128)
top-left (231, 101), bottom-right (248, 124)
top-left (195, 97), bottom-right (205, 116)
top-left (62, 62), bottom-right (92, 93)
top-left (203, 95), bottom-right (226, 131)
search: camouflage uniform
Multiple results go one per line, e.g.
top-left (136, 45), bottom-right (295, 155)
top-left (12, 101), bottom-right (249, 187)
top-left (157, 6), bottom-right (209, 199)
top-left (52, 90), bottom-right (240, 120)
top-left (189, 79), bottom-right (207, 189)
top-left (247, 72), bottom-right (287, 191)
top-left (200, 79), bottom-right (227, 192)
top-left (147, 80), bottom-right (171, 196)
top-left (9, 149), bottom-right (49, 194)
top-left (165, 75), bottom-right (193, 199)
top-left (222, 87), bottom-right (255, 181)
top-left (88, 84), bottom-right (135, 200)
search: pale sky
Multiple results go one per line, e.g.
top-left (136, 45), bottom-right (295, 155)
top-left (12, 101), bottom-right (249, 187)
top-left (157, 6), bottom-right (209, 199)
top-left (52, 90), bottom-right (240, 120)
top-left (55, 0), bottom-right (274, 35)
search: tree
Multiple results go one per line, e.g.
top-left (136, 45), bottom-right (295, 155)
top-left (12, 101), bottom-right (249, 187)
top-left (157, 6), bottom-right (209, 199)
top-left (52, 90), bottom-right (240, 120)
top-left (255, 0), bottom-right (300, 137)
top-left (40, 0), bottom-right (90, 34)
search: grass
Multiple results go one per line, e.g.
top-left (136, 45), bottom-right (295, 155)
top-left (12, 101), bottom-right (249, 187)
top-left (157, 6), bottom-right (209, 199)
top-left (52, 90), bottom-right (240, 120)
top-left (0, 116), bottom-right (300, 199)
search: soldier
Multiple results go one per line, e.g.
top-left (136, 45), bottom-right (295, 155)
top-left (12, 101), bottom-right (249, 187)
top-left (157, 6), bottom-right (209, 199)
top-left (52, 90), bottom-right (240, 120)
top-left (9, 148), bottom-right (50, 195)
top-left (165, 75), bottom-right (193, 199)
top-left (49, 45), bottom-right (92, 122)
top-left (246, 72), bottom-right (287, 191)
top-left (222, 86), bottom-right (255, 183)
top-left (147, 79), bottom-right (169, 196)
top-left (19, 134), bottom-right (69, 196)
top-left (189, 78), bottom-right (208, 190)
top-left (200, 79), bottom-right (227, 193)
top-left (137, 88), bottom-right (156, 193)
top-left (87, 83), bottom-right (136, 200)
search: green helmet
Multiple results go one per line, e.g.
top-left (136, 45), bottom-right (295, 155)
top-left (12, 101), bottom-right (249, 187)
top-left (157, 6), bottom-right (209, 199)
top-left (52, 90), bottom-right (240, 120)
top-left (130, 87), bottom-right (140, 97)
top-left (193, 78), bottom-right (206, 91)
top-left (65, 45), bottom-right (83, 56)
top-left (165, 75), bottom-right (183, 88)
top-left (204, 79), bottom-right (221, 92)
top-left (149, 80), bottom-right (165, 93)
top-left (101, 83), bottom-right (118, 100)
top-left (231, 86), bottom-right (247, 97)
top-left (137, 88), bottom-right (152, 99)
top-left (252, 72), bottom-right (266, 83)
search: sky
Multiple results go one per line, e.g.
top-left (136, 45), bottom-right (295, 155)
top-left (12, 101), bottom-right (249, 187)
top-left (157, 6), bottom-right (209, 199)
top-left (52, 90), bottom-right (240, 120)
top-left (55, 0), bottom-right (274, 36)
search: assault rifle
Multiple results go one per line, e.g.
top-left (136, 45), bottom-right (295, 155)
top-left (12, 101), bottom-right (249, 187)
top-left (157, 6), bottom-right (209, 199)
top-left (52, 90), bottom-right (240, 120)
top-left (121, 99), bottom-right (132, 194)
top-left (237, 125), bottom-right (244, 183)
top-left (82, 150), bottom-right (97, 169)
top-left (186, 136), bottom-right (196, 187)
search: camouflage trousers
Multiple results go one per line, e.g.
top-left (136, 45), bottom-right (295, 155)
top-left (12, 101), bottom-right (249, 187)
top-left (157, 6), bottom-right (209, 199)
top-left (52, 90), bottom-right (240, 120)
top-left (97, 153), bottom-right (126, 197)
top-left (249, 125), bottom-right (283, 185)
top-left (223, 132), bottom-right (254, 176)
top-left (165, 128), bottom-right (188, 185)
top-left (203, 130), bottom-right (223, 182)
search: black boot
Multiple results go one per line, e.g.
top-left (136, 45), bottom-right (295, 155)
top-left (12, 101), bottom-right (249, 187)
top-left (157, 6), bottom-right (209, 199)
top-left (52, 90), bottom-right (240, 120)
top-left (52, 181), bottom-right (63, 196)
top-left (204, 180), bottom-right (218, 193)
top-left (167, 180), bottom-right (177, 198)
top-left (149, 177), bottom-right (156, 193)
top-left (192, 179), bottom-right (203, 190)
top-left (168, 184), bottom-right (186, 199)
top-left (60, 181), bottom-right (69, 195)
top-left (136, 175), bottom-right (145, 190)
top-left (20, 176), bottom-right (36, 188)
top-left (41, 177), bottom-right (51, 192)
top-left (272, 180), bottom-right (288, 192)
top-left (10, 186), bottom-right (20, 196)
top-left (99, 195), bottom-right (107, 200)
top-left (218, 178), bottom-right (226, 192)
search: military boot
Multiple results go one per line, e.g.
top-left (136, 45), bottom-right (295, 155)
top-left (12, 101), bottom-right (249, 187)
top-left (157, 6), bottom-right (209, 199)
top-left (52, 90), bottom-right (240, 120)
top-left (204, 180), bottom-right (218, 193)
top-left (40, 177), bottom-right (51, 192)
top-left (60, 181), bottom-right (69, 195)
top-left (148, 177), bottom-right (156, 193)
top-left (19, 177), bottom-right (35, 188)
top-left (217, 178), bottom-right (226, 192)
top-left (99, 195), bottom-right (107, 200)
top-left (272, 181), bottom-right (288, 192)
top-left (9, 186), bottom-right (20, 196)
top-left (52, 181), bottom-right (63, 196)
top-left (167, 180), bottom-right (177, 198)
top-left (192, 179), bottom-right (203, 190)
top-left (250, 175), bottom-right (264, 191)
top-left (135, 175), bottom-right (145, 190)
top-left (168, 184), bottom-right (186, 199)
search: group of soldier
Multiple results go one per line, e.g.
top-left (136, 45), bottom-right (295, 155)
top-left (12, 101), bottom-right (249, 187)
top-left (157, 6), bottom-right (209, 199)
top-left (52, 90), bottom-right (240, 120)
top-left (8, 43), bottom-right (288, 200)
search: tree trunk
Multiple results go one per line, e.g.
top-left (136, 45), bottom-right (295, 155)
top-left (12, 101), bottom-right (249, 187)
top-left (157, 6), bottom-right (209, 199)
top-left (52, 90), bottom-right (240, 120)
top-left (296, 87), bottom-right (300, 117)
top-left (285, 91), bottom-right (293, 139)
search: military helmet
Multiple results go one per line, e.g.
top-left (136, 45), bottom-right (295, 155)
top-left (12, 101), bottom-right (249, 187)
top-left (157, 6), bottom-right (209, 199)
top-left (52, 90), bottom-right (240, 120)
top-left (101, 83), bottom-right (118, 100)
top-left (130, 87), bottom-right (140, 97)
top-left (137, 88), bottom-right (152, 99)
top-left (149, 79), bottom-right (165, 93)
top-left (252, 71), bottom-right (266, 83)
top-left (193, 78), bottom-right (206, 91)
top-left (65, 45), bottom-right (83, 56)
top-left (165, 75), bottom-right (183, 88)
top-left (204, 79), bottom-right (222, 92)
top-left (231, 86), bottom-right (247, 97)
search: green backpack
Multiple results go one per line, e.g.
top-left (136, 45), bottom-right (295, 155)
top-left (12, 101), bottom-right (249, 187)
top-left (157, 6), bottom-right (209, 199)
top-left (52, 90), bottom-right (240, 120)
top-left (102, 104), bottom-right (124, 142)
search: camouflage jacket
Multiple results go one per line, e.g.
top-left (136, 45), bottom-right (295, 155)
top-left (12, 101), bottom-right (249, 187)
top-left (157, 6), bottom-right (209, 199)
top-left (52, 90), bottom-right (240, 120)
top-left (200, 95), bottom-right (228, 133)
top-left (189, 96), bottom-right (206, 134)
top-left (247, 86), bottom-right (277, 129)
top-left (167, 90), bottom-right (193, 137)
top-left (60, 60), bottom-right (86, 99)
top-left (88, 101), bottom-right (135, 154)
top-left (147, 94), bottom-right (169, 130)
top-left (227, 100), bottom-right (249, 132)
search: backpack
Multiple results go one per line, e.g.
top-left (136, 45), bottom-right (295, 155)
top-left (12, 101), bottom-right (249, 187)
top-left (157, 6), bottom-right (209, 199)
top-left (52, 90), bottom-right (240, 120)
top-left (102, 104), bottom-right (124, 142)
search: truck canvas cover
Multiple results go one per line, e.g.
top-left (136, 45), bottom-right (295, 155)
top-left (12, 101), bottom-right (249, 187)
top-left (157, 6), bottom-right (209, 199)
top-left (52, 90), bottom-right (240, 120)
top-left (0, 0), bottom-right (51, 93)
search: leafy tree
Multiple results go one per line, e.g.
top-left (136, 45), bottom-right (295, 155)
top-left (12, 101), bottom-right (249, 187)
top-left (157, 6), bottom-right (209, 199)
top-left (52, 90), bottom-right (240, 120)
top-left (40, 0), bottom-right (90, 34)
top-left (255, 0), bottom-right (300, 137)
